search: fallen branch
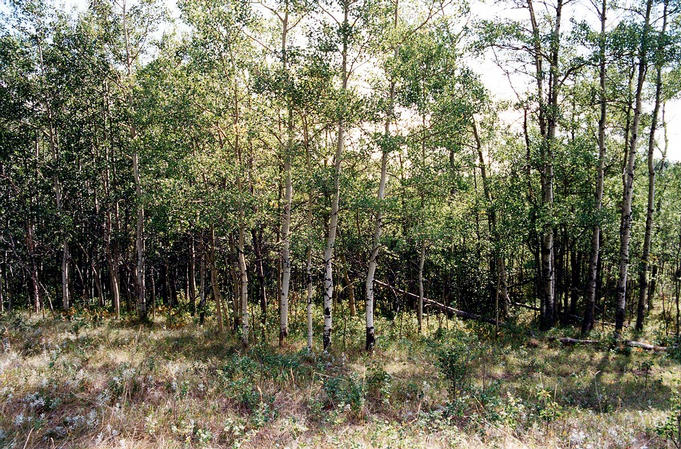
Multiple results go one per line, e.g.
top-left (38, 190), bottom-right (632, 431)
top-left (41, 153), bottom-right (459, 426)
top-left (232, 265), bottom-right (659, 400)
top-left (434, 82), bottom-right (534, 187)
top-left (512, 301), bottom-right (540, 312)
top-left (511, 302), bottom-right (623, 328)
top-left (549, 337), bottom-right (600, 345)
top-left (374, 280), bottom-right (668, 352)
top-left (624, 340), bottom-right (667, 351)
top-left (550, 336), bottom-right (667, 351)
top-left (374, 280), bottom-right (506, 327)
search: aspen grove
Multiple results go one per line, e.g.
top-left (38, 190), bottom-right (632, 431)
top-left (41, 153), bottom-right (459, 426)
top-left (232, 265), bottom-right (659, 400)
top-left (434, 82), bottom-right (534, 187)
top-left (1, 0), bottom-right (681, 447)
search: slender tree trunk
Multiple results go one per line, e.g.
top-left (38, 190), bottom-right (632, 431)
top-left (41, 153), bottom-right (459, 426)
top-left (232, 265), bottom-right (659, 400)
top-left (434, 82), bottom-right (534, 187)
top-left (527, 0), bottom-right (560, 329)
top-left (583, 0), bottom-right (607, 333)
top-left (210, 227), bottom-right (224, 333)
top-left (649, 105), bottom-right (669, 312)
top-left (56, 173), bottom-right (70, 310)
top-left (341, 254), bottom-right (356, 315)
top-left (0, 262), bottom-right (4, 314)
top-left (306, 243), bottom-right (314, 351)
top-left (540, 0), bottom-right (562, 329)
top-left (189, 236), bottom-right (197, 315)
top-left (570, 250), bottom-right (579, 316)
top-left (238, 223), bottom-right (249, 347)
top-left (150, 267), bottom-right (156, 316)
top-left (61, 241), bottom-right (70, 309)
top-left (163, 261), bottom-right (171, 306)
top-left (279, 8), bottom-right (293, 346)
top-left (365, 0), bottom-right (399, 352)
top-left (199, 235), bottom-right (207, 325)
top-left (365, 139), bottom-right (388, 350)
top-left (280, 156), bottom-right (291, 346)
top-left (676, 215), bottom-right (681, 337)
top-left (252, 228), bottom-right (267, 336)
top-left (323, 121), bottom-right (343, 351)
top-left (473, 120), bottom-right (509, 317)
top-left (133, 151), bottom-right (146, 320)
top-left (26, 218), bottom-right (40, 314)
top-left (648, 264), bottom-right (658, 311)
top-left (636, 0), bottom-right (667, 331)
top-left (616, 0), bottom-right (652, 335)
top-left (322, 5), bottom-right (349, 351)
top-left (230, 240), bottom-right (240, 332)
top-left (105, 213), bottom-right (120, 319)
top-left (234, 80), bottom-right (249, 347)
top-left (303, 118), bottom-right (315, 352)
top-left (417, 243), bottom-right (426, 334)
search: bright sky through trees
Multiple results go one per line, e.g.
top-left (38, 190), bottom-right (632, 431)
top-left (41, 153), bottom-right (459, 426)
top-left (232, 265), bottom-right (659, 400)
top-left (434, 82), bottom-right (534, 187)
top-left (39, 0), bottom-right (681, 161)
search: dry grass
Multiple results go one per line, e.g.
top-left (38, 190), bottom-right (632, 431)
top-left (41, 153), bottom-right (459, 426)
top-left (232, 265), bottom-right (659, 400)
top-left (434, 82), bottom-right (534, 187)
top-left (0, 307), bottom-right (679, 448)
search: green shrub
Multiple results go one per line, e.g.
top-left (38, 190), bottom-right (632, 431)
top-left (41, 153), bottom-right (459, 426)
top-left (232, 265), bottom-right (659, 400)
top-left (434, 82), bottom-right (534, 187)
top-left (437, 341), bottom-right (476, 399)
top-left (535, 387), bottom-right (563, 423)
top-left (656, 390), bottom-right (681, 448)
top-left (323, 374), bottom-right (365, 415)
top-left (366, 364), bottom-right (392, 405)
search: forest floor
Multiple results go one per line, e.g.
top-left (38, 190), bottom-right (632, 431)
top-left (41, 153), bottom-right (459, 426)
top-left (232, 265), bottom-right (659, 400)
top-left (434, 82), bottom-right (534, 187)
top-left (0, 306), bottom-right (680, 449)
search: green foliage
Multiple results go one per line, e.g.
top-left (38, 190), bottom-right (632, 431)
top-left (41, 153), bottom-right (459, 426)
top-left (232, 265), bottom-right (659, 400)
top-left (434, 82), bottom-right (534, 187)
top-left (474, 382), bottom-right (527, 429)
top-left (435, 331), bottom-right (479, 399)
top-left (322, 373), bottom-right (366, 416)
top-left (656, 389), bottom-right (681, 448)
top-left (366, 363), bottom-right (392, 405)
top-left (535, 387), bottom-right (563, 423)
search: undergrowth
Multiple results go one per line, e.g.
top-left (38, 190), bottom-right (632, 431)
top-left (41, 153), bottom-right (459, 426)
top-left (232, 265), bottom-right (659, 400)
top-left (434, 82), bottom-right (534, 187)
top-left (0, 305), bottom-right (679, 448)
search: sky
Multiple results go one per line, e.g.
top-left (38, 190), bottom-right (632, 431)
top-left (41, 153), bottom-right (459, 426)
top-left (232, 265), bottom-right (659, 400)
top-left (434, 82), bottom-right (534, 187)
top-left (9, 0), bottom-right (681, 161)
top-left (468, 0), bottom-right (681, 162)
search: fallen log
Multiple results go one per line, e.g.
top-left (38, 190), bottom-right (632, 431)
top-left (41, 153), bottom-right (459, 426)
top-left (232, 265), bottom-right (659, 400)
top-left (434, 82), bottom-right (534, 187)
top-left (512, 301), bottom-right (540, 312)
top-left (549, 337), bottom-right (600, 345)
top-left (550, 336), bottom-right (667, 351)
top-left (511, 302), bottom-right (623, 328)
top-left (624, 340), bottom-right (667, 351)
top-left (374, 280), bottom-right (506, 327)
top-left (374, 280), bottom-right (668, 352)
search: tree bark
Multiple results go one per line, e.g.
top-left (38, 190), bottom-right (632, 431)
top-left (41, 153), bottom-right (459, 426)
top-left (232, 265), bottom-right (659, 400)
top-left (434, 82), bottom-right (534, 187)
top-left (615, 0), bottom-right (652, 335)
top-left (365, 0), bottom-right (399, 352)
top-left (417, 243), bottom-right (426, 334)
top-left (210, 227), bottom-right (224, 333)
top-left (279, 5), bottom-right (293, 347)
top-left (322, 3), bottom-right (349, 351)
top-left (234, 79), bottom-right (249, 347)
top-left (133, 151), bottom-right (146, 321)
top-left (26, 218), bottom-right (40, 314)
top-left (189, 236), bottom-right (197, 315)
top-left (527, 0), bottom-right (561, 329)
top-left (199, 234), bottom-right (207, 325)
top-left (340, 253), bottom-right (356, 316)
top-left (583, 0), bottom-right (607, 334)
top-left (473, 120), bottom-right (509, 317)
top-left (252, 228), bottom-right (267, 336)
top-left (635, 0), bottom-right (667, 332)
top-left (303, 118), bottom-right (315, 352)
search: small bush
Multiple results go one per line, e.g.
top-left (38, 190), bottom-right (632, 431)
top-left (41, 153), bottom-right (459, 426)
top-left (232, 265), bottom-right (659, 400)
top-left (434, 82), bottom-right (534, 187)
top-left (656, 390), bottom-right (681, 448)
top-left (322, 374), bottom-right (365, 415)
top-left (366, 364), bottom-right (392, 405)
top-left (535, 387), bottom-right (563, 423)
top-left (437, 340), bottom-right (477, 399)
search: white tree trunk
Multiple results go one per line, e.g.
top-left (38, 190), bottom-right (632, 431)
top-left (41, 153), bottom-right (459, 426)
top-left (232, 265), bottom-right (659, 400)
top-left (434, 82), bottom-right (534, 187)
top-left (616, 0), bottom-right (652, 335)
top-left (323, 120), bottom-right (343, 351)
top-left (239, 224), bottom-right (249, 346)
top-left (365, 127), bottom-right (389, 351)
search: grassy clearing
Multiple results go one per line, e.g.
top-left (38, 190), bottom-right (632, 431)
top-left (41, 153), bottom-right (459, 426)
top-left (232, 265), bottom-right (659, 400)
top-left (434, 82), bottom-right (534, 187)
top-left (0, 307), bottom-right (679, 448)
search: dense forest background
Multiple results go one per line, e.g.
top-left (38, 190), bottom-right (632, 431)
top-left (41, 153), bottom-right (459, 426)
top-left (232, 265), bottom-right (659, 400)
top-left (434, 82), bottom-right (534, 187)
top-left (1, 0), bottom-right (681, 350)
